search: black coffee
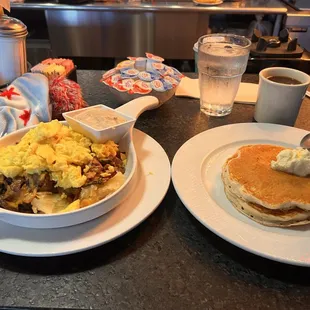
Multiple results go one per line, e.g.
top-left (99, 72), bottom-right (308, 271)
top-left (267, 75), bottom-right (302, 85)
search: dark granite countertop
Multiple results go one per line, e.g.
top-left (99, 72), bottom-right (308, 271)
top-left (1, 71), bottom-right (310, 310)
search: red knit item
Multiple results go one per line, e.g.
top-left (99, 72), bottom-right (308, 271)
top-left (49, 77), bottom-right (87, 120)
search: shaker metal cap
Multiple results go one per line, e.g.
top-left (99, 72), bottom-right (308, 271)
top-left (0, 14), bottom-right (28, 38)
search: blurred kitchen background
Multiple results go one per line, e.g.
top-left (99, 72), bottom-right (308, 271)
top-left (7, 0), bottom-right (310, 73)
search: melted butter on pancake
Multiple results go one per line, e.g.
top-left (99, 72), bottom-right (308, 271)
top-left (271, 147), bottom-right (310, 177)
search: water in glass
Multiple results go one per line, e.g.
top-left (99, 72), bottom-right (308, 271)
top-left (198, 42), bottom-right (249, 116)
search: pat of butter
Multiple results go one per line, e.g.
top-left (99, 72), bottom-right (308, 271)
top-left (271, 147), bottom-right (310, 177)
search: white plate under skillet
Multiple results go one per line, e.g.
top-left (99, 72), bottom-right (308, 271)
top-left (172, 123), bottom-right (310, 267)
top-left (0, 129), bottom-right (170, 257)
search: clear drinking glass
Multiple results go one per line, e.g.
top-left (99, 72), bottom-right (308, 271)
top-left (198, 34), bottom-right (251, 117)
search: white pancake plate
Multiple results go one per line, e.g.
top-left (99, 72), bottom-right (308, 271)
top-left (172, 123), bottom-right (310, 266)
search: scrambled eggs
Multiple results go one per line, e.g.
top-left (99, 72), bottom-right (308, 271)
top-left (0, 120), bottom-right (119, 189)
top-left (0, 120), bottom-right (126, 214)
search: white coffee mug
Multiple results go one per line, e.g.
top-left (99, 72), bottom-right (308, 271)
top-left (254, 67), bottom-right (310, 126)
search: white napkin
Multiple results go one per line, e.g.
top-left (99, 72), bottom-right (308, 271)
top-left (175, 77), bottom-right (259, 105)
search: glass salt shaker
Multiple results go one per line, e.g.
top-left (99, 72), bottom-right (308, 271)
top-left (0, 14), bottom-right (28, 88)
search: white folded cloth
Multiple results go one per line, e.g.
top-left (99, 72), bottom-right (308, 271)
top-left (0, 73), bottom-right (51, 136)
top-left (175, 77), bottom-right (259, 105)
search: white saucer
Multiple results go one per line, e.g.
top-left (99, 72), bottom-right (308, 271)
top-left (0, 129), bottom-right (171, 257)
top-left (172, 123), bottom-right (310, 267)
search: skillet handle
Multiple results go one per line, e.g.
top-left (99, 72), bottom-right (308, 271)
top-left (115, 96), bottom-right (160, 120)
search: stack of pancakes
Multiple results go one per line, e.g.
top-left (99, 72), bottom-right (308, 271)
top-left (222, 145), bottom-right (310, 227)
